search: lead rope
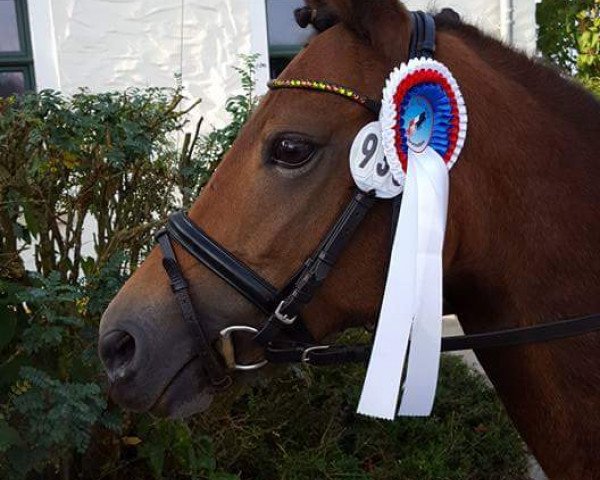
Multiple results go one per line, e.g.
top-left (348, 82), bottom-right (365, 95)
top-left (264, 313), bottom-right (600, 365)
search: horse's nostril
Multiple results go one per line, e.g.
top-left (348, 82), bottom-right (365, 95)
top-left (99, 330), bottom-right (137, 383)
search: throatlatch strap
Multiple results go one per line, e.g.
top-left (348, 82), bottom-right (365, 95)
top-left (156, 231), bottom-right (231, 388)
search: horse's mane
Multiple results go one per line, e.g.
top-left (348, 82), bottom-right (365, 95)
top-left (433, 9), bottom-right (600, 138)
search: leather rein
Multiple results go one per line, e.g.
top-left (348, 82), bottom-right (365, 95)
top-left (155, 12), bottom-right (600, 388)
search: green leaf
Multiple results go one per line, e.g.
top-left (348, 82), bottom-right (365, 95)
top-left (0, 311), bottom-right (18, 351)
top-left (81, 257), bottom-right (96, 276)
top-left (209, 473), bottom-right (240, 480)
top-left (21, 202), bottom-right (40, 237)
top-left (0, 420), bottom-right (23, 452)
top-left (0, 356), bottom-right (25, 390)
top-left (580, 30), bottom-right (592, 49)
top-left (141, 442), bottom-right (166, 479)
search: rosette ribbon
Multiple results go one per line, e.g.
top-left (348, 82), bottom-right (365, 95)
top-left (357, 58), bottom-right (467, 419)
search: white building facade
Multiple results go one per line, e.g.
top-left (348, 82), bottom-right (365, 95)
top-left (1, 0), bottom-right (539, 128)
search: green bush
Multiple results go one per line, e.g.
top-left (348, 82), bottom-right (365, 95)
top-left (0, 87), bottom-right (188, 281)
top-left (537, 0), bottom-right (600, 96)
top-left (0, 56), bottom-right (258, 480)
top-left (196, 354), bottom-right (527, 480)
top-left (0, 55), bottom-right (531, 479)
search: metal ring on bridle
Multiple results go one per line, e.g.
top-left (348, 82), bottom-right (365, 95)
top-left (219, 326), bottom-right (268, 371)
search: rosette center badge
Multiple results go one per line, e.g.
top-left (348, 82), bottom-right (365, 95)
top-left (380, 58), bottom-right (468, 187)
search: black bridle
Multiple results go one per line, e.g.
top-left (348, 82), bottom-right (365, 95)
top-left (155, 12), bottom-right (600, 388)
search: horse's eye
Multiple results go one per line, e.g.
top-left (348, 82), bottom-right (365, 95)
top-left (270, 136), bottom-right (316, 168)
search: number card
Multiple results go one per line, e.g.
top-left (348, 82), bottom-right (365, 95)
top-left (349, 122), bottom-right (403, 199)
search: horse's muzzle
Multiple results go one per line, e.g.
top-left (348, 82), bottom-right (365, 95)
top-left (98, 290), bottom-right (218, 417)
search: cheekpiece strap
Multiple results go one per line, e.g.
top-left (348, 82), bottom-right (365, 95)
top-left (410, 11), bottom-right (436, 59)
top-left (155, 230), bottom-right (231, 388)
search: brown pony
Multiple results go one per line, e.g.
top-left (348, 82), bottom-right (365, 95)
top-left (99, 1), bottom-right (600, 478)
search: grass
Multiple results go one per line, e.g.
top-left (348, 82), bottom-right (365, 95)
top-left (193, 353), bottom-right (528, 480)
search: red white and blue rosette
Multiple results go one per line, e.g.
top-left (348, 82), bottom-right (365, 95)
top-left (357, 58), bottom-right (468, 421)
top-left (380, 58), bottom-right (467, 188)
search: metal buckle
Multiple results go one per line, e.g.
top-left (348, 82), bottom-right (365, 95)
top-left (301, 345), bottom-right (331, 364)
top-left (154, 228), bottom-right (168, 242)
top-left (219, 326), bottom-right (268, 371)
top-left (274, 301), bottom-right (297, 326)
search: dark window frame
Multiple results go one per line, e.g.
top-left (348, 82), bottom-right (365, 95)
top-left (0, 0), bottom-right (36, 93)
top-left (265, 1), bottom-right (306, 79)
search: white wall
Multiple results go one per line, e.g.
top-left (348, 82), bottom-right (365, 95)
top-left (28, 0), bottom-right (61, 91)
top-left (512, 0), bottom-right (538, 54)
top-left (28, 0), bottom-right (537, 127)
top-left (44, 0), bottom-right (268, 128)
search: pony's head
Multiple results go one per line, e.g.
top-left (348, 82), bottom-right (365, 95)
top-left (98, 0), bottom-right (471, 417)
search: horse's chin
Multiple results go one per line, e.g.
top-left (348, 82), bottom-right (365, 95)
top-left (151, 386), bottom-right (214, 419)
top-left (150, 358), bottom-right (214, 419)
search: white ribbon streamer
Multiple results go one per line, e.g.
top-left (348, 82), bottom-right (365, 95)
top-left (398, 148), bottom-right (449, 416)
top-left (357, 158), bottom-right (418, 419)
top-left (357, 147), bottom-right (449, 419)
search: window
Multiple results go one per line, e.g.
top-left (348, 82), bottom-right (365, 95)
top-left (0, 0), bottom-right (35, 97)
top-left (266, 0), bottom-right (315, 78)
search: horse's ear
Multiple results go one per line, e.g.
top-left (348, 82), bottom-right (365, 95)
top-left (303, 0), bottom-right (412, 64)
